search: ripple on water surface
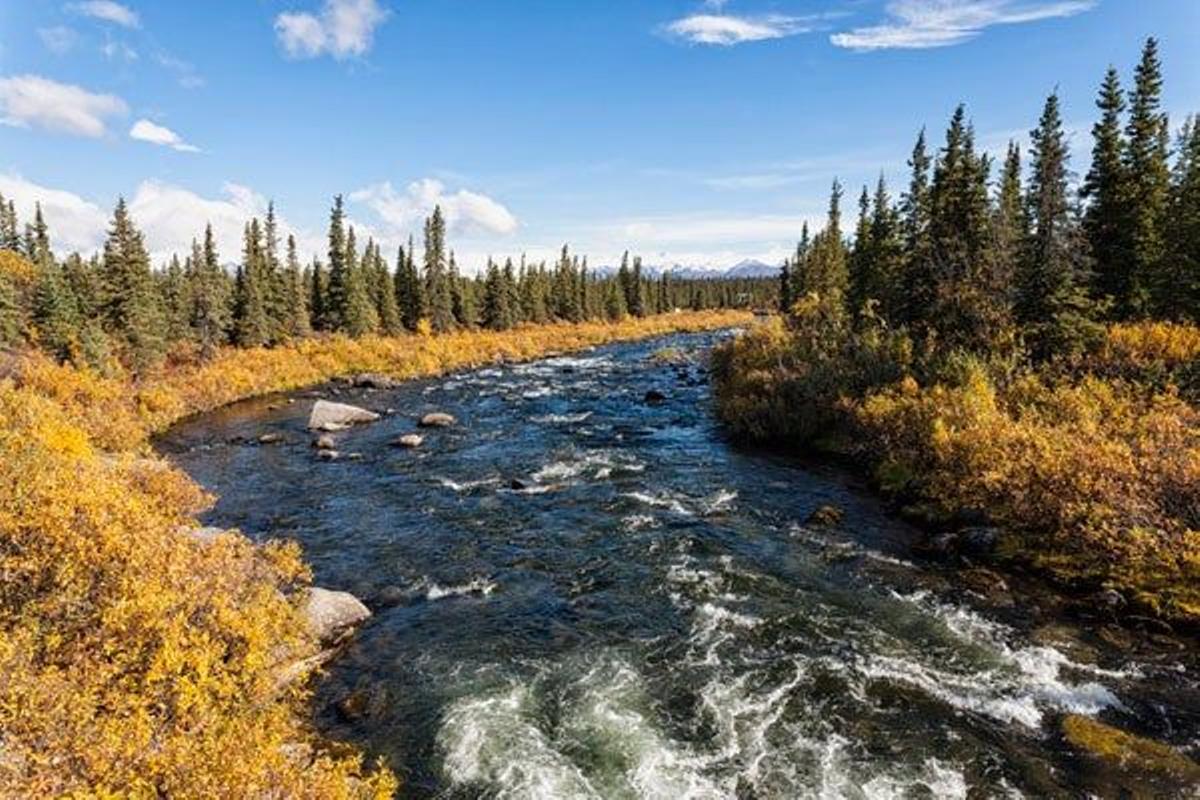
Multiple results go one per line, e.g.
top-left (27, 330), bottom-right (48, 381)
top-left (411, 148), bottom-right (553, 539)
top-left (158, 331), bottom-right (1198, 799)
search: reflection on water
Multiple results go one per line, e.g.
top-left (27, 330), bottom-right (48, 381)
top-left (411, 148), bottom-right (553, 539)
top-left (159, 331), bottom-right (1199, 798)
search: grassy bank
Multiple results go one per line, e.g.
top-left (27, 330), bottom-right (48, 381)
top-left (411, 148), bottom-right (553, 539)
top-left (0, 309), bottom-right (748, 797)
top-left (712, 308), bottom-right (1200, 624)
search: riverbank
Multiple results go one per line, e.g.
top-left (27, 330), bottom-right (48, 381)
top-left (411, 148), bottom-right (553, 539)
top-left (712, 312), bottom-right (1200, 626)
top-left (0, 309), bottom-right (749, 796)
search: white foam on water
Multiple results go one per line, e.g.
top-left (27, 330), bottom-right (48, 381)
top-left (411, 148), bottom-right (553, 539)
top-left (856, 591), bottom-right (1127, 729)
top-left (426, 577), bottom-right (497, 601)
top-left (533, 450), bottom-right (645, 485)
top-left (623, 514), bottom-right (660, 532)
top-left (435, 476), bottom-right (501, 493)
top-left (439, 685), bottom-right (602, 799)
top-left (700, 489), bottom-right (738, 515)
top-left (860, 759), bottom-right (970, 799)
top-left (625, 491), bottom-right (693, 516)
top-left (523, 386), bottom-right (554, 399)
top-left (531, 411), bottom-right (594, 424)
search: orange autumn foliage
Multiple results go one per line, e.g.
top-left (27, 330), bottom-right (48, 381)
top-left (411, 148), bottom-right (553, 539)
top-left (0, 309), bottom-right (748, 796)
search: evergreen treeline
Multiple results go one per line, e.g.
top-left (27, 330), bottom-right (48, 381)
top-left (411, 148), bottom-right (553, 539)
top-left (778, 38), bottom-right (1199, 357)
top-left (0, 193), bottom-right (774, 373)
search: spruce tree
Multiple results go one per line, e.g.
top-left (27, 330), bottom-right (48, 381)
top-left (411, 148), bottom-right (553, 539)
top-left (993, 142), bottom-right (1027, 317)
top-left (235, 219), bottom-right (272, 347)
top-left (424, 207), bottom-right (454, 332)
top-left (342, 229), bottom-right (379, 337)
top-left (629, 256), bottom-right (646, 317)
top-left (848, 186), bottom-right (874, 314)
top-left (190, 225), bottom-right (232, 358)
top-left (325, 195), bottom-right (350, 332)
top-left (370, 242), bottom-right (401, 335)
top-left (1166, 117), bottom-right (1200, 321)
top-left (99, 198), bottom-right (165, 371)
top-left (867, 175), bottom-right (905, 322)
top-left (309, 259), bottom-right (327, 332)
top-left (1124, 38), bottom-right (1171, 317)
top-left (33, 261), bottom-right (80, 361)
top-left (395, 237), bottom-right (424, 332)
top-left (481, 258), bottom-right (510, 330)
top-left (160, 253), bottom-right (191, 343)
top-left (1082, 66), bottom-right (1130, 315)
top-left (502, 258), bottom-right (520, 327)
top-left (1018, 92), bottom-right (1097, 359)
top-left (900, 129), bottom-right (934, 326)
top-left (0, 267), bottom-right (19, 346)
top-left (802, 180), bottom-right (849, 303)
top-left (283, 234), bottom-right (312, 337)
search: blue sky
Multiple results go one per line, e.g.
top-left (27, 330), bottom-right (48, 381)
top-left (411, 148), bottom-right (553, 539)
top-left (1, 0), bottom-right (1198, 271)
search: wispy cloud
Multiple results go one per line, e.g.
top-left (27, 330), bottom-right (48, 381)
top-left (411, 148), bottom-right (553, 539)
top-left (0, 75), bottom-right (127, 138)
top-left (129, 119), bottom-right (200, 153)
top-left (67, 1), bottom-right (140, 29)
top-left (38, 26), bottom-right (79, 55)
top-left (351, 179), bottom-right (519, 237)
top-left (831, 0), bottom-right (1095, 51)
top-left (665, 13), bottom-right (819, 46)
top-left (275, 0), bottom-right (389, 60)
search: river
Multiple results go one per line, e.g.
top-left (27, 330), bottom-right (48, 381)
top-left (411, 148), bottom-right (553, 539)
top-left (158, 329), bottom-right (1199, 798)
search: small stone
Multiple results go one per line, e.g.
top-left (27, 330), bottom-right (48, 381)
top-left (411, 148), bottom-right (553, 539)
top-left (317, 450), bottom-right (341, 462)
top-left (347, 453), bottom-right (364, 461)
top-left (350, 373), bottom-right (400, 389)
top-left (806, 504), bottom-right (845, 526)
top-left (313, 434), bottom-right (337, 450)
top-left (258, 432), bottom-right (283, 445)
top-left (509, 478), bottom-right (529, 491)
top-left (420, 412), bottom-right (456, 428)
top-left (392, 434), bottom-right (423, 449)
top-left (644, 389), bottom-right (667, 404)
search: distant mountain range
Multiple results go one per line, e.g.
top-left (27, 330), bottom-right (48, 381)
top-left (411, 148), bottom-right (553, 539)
top-left (593, 259), bottom-right (780, 280)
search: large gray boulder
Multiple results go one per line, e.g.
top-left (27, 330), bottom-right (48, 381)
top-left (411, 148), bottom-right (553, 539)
top-left (303, 587), bottom-right (371, 646)
top-left (308, 400), bottom-right (380, 431)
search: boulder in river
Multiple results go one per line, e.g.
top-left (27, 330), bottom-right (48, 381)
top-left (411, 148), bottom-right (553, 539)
top-left (419, 412), bottom-right (456, 428)
top-left (392, 434), bottom-right (424, 449)
top-left (308, 400), bottom-right (380, 431)
top-left (303, 587), bottom-right (371, 646)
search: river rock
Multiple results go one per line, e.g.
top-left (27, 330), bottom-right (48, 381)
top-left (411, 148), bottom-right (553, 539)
top-left (644, 389), bottom-right (667, 404)
top-left (303, 587), bottom-right (371, 646)
top-left (258, 432), bottom-right (284, 445)
top-left (317, 449), bottom-right (341, 462)
top-left (351, 373), bottom-right (400, 390)
top-left (392, 434), bottom-right (424, 449)
top-left (308, 400), bottom-right (380, 431)
top-left (957, 526), bottom-right (1001, 556)
top-left (313, 434), bottom-right (337, 450)
top-left (806, 504), bottom-right (845, 526)
top-left (419, 412), bottom-right (456, 428)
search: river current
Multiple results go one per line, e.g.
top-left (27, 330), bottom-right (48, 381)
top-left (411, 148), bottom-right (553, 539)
top-left (159, 330), bottom-right (1199, 798)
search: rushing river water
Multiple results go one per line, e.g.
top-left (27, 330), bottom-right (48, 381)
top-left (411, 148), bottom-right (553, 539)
top-left (159, 330), bottom-right (1199, 798)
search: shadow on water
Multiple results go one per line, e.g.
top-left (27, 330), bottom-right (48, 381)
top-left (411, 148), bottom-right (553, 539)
top-left (158, 330), bottom-right (1199, 798)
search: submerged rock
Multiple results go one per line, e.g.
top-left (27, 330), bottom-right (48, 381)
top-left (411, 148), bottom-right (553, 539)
top-left (1062, 715), bottom-right (1200, 786)
top-left (644, 389), bottom-right (667, 404)
top-left (317, 449), bottom-right (341, 462)
top-left (303, 587), bottom-right (371, 646)
top-left (258, 432), bottom-right (284, 445)
top-left (392, 434), bottom-right (424, 449)
top-left (806, 504), bottom-right (845, 527)
top-left (308, 400), bottom-right (380, 431)
top-left (313, 434), bottom-right (337, 450)
top-left (419, 412), bottom-right (456, 428)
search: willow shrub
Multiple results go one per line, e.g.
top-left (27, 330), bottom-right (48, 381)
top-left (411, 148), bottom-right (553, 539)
top-left (1, 309), bottom-right (748, 796)
top-left (713, 312), bottom-right (1200, 621)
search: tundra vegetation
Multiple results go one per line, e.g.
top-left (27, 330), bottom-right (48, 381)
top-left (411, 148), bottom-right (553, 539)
top-left (714, 38), bottom-right (1200, 623)
top-left (0, 176), bottom-right (753, 795)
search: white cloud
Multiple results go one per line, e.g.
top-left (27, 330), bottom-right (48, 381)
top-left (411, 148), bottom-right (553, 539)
top-left (0, 75), bottom-right (127, 137)
top-left (129, 119), bottom-right (200, 153)
top-left (351, 179), bottom-right (519, 237)
top-left (101, 38), bottom-right (138, 61)
top-left (275, 0), bottom-right (389, 60)
top-left (38, 26), bottom-right (79, 55)
top-left (68, 1), bottom-right (140, 29)
top-left (0, 173), bottom-right (109, 255)
top-left (831, 0), bottom-right (1095, 51)
top-left (665, 13), bottom-right (816, 46)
